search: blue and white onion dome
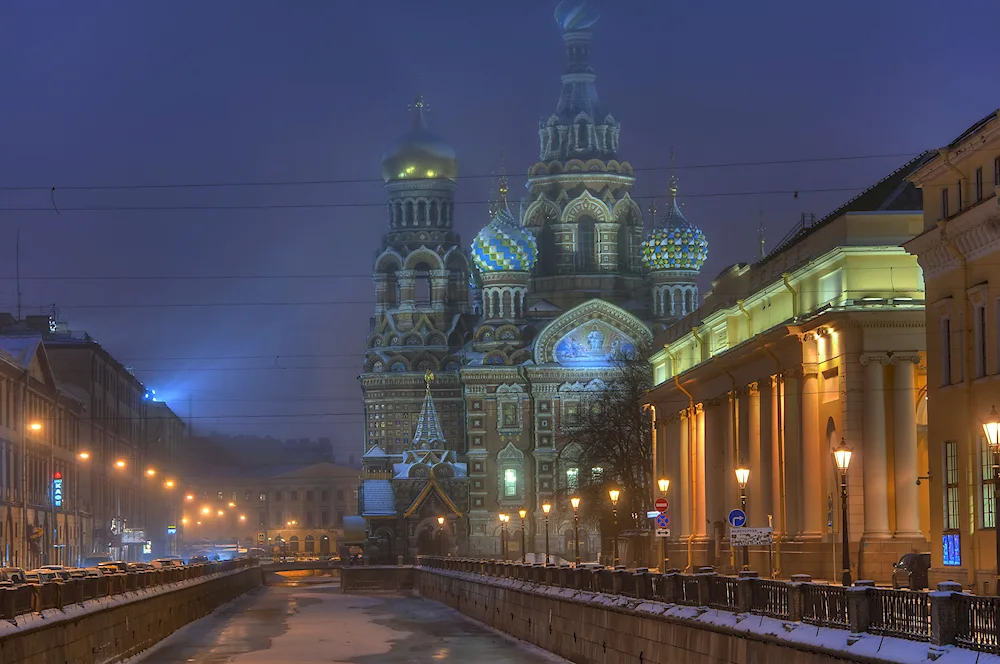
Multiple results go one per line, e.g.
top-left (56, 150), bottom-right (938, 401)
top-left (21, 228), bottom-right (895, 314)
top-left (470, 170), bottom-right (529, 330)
top-left (471, 207), bottom-right (538, 273)
top-left (641, 205), bottom-right (708, 271)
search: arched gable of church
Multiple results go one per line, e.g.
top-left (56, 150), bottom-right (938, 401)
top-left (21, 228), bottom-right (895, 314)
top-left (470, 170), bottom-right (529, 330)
top-left (532, 299), bottom-right (652, 366)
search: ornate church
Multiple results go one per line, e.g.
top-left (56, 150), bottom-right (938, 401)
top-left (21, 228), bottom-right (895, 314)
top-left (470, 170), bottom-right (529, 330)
top-left (359, 1), bottom-right (709, 563)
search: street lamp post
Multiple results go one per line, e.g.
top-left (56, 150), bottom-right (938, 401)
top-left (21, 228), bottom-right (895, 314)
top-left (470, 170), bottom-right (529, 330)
top-left (437, 516), bottom-right (445, 557)
top-left (735, 467), bottom-right (750, 571)
top-left (541, 503), bottom-right (551, 565)
top-left (833, 439), bottom-right (853, 586)
top-left (518, 509), bottom-right (527, 564)
top-left (570, 497), bottom-right (581, 565)
top-left (657, 478), bottom-right (669, 571)
top-left (983, 406), bottom-right (1000, 594)
top-left (499, 513), bottom-right (508, 561)
top-left (608, 489), bottom-right (620, 566)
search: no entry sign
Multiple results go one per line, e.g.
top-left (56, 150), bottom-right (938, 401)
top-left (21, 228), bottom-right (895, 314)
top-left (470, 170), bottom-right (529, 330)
top-left (654, 497), bottom-right (669, 512)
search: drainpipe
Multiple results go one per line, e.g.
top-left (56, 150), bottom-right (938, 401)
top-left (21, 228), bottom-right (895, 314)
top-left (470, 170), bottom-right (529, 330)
top-left (939, 219), bottom-right (976, 588)
top-left (737, 300), bottom-right (752, 335)
top-left (760, 344), bottom-right (786, 578)
top-left (664, 344), bottom-right (696, 571)
top-left (641, 403), bottom-right (657, 531)
top-left (781, 274), bottom-right (798, 318)
top-left (691, 326), bottom-right (705, 362)
top-left (517, 366), bottom-right (536, 558)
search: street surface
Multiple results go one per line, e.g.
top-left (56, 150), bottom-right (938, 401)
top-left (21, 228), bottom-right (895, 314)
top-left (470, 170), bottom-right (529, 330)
top-left (138, 580), bottom-right (566, 663)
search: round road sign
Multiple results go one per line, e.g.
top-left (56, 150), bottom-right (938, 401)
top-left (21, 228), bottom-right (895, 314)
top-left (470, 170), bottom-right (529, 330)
top-left (654, 497), bottom-right (669, 512)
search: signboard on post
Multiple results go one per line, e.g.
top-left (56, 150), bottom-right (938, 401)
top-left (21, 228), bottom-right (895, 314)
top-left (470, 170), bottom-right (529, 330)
top-left (655, 513), bottom-right (670, 529)
top-left (656, 527), bottom-right (671, 538)
top-left (729, 527), bottom-right (773, 546)
top-left (257, 532), bottom-right (266, 544)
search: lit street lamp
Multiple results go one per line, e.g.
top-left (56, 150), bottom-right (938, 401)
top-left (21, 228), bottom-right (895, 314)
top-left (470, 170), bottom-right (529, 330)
top-left (608, 489), bottom-right (621, 566)
top-left (570, 496), bottom-right (581, 565)
top-left (437, 516), bottom-right (445, 557)
top-left (518, 509), bottom-right (527, 564)
top-left (498, 513), bottom-right (509, 560)
top-left (833, 439), bottom-right (853, 586)
top-left (657, 478), bottom-right (670, 570)
top-left (541, 503), bottom-right (552, 565)
top-left (735, 467), bottom-right (750, 570)
top-left (984, 405), bottom-right (1000, 594)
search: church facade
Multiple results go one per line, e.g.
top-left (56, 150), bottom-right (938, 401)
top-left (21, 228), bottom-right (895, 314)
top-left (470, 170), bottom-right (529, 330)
top-left (358, 1), bottom-right (709, 563)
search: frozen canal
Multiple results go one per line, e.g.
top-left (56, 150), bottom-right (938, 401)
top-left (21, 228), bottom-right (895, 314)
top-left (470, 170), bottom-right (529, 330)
top-left (138, 580), bottom-right (566, 663)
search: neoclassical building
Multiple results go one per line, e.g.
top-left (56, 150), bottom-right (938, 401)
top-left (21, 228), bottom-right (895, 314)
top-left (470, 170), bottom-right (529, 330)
top-left (646, 155), bottom-right (933, 582)
top-left (904, 109), bottom-right (1000, 592)
top-left (358, 2), bottom-right (708, 562)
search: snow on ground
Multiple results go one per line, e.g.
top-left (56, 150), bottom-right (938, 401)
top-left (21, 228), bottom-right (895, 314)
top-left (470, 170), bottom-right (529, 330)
top-left (438, 570), bottom-right (1000, 664)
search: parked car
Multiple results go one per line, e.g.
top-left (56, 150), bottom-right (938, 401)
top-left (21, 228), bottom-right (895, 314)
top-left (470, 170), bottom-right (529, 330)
top-left (892, 552), bottom-right (931, 590)
top-left (81, 567), bottom-right (102, 578)
top-left (127, 562), bottom-right (153, 572)
top-left (37, 565), bottom-right (73, 580)
top-left (188, 555), bottom-right (209, 564)
top-left (26, 569), bottom-right (60, 583)
top-left (81, 555), bottom-right (112, 568)
top-left (150, 558), bottom-right (184, 569)
top-left (97, 561), bottom-right (129, 575)
top-left (0, 567), bottom-right (26, 585)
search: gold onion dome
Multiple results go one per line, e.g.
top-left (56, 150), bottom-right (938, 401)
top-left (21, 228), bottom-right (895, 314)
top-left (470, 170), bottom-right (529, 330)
top-left (380, 96), bottom-right (458, 183)
top-left (641, 180), bottom-right (708, 271)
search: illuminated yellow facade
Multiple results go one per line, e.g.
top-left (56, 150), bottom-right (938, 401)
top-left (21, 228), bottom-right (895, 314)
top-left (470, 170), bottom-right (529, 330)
top-left (647, 157), bottom-right (932, 581)
top-left (904, 109), bottom-right (1000, 592)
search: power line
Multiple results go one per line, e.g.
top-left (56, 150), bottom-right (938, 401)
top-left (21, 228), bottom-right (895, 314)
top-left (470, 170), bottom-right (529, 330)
top-left (0, 151), bottom-right (923, 192)
top-left (118, 352), bottom-right (361, 361)
top-left (0, 273), bottom-right (374, 283)
top-left (0, 186), bottom-right (890, 213)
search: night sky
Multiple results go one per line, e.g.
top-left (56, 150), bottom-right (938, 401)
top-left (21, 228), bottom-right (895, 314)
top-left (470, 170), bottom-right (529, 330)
top-left (0, 1), bottom-right (996, 454)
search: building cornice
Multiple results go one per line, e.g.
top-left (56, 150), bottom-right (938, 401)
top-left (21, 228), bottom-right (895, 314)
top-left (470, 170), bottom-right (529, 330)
top-left (904, 204), bottom-right (1000, 279)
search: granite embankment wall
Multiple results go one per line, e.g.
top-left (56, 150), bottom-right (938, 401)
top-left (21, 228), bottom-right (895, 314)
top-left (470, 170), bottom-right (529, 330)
top-left (0, 565), bottom-right (261, 664)
top-left (415, 568), bottom-right (930, 664)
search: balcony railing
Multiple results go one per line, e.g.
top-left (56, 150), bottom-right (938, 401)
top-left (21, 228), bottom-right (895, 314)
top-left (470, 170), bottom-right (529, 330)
top-left (417, 557), bottom-right (990, 653)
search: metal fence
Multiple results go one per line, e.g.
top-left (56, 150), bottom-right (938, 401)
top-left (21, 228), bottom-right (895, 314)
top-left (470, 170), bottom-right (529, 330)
top-left (0, 559), bottom-right (257, 620)
top-left (418, 557), bottom-right (992, 653)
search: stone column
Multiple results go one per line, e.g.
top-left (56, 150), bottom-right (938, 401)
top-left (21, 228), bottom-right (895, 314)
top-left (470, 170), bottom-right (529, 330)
top-left (892, 355), bottom-right (922, 537)
top-left (770, 375), bottom-right (783, 538)
top-left (801, 365), bottom-right (823, 537)
top-left (696, 404), bottom-right (707, 538)
top-left (748, 382), bottom-right (765, 528)
top-left (860, 354), bottom-right (890, 537)
top-left (783, 370), bottom-right (802, 537)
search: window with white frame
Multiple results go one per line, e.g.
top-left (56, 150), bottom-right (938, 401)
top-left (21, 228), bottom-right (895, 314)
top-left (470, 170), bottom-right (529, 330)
top-left (975, 302), bottom-right (988, 378)
top-left (504, 468), bottom-right (518, 497)
top-left (945, 440), bottom-right (960, 531)
top-left (982, 436), bottom-right (997, 528)
top-left (566, 467), bottom-right (579, 491)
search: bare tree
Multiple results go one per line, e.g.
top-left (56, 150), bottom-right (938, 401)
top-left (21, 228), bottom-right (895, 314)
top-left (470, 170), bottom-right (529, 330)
top-left (557, 345), bottom-right (653, 528)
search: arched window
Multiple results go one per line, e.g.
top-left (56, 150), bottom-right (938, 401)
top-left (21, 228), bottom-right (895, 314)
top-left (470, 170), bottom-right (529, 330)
top-left (288, 536), bottom-right (299, 553)
top-left (405, 201), bottom-right (414, 225)
top-left (578, 217), bottom-right (596, 272)
top-left (304, 535), bottom-right (315, 553)
top-left (417, 200), bottom-right (427, 224)
top-left (430, 200), bottom-right (439, 225)
top-left (504, 468), bottom-right (518, 497)
top-left (413, 262), bottom-right (432, 305)
top-left (539, 224), bottom-right (557, 275)
top-left (497, 442), bottom-right (525, 504)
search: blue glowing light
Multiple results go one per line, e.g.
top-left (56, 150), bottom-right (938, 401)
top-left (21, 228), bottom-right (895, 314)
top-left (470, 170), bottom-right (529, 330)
top-left (942, 533), bottom-right (961, 566)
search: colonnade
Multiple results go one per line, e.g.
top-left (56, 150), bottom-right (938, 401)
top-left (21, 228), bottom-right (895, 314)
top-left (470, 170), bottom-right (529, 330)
top-left (660, 353), bottom-right (922, 553)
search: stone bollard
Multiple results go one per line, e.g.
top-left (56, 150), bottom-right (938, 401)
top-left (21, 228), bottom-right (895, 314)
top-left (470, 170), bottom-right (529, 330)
top-left (854, 579), bottom-right (876, 587)
top-left (788, 574), bottom-right (811, 621)
top-left (633, 570), bottom-right (652, 599)
top-left (930, 581), bottom-right (963, 646)
top-left (737, 576), bottom-right (756, 613)
top-left (398, 555), bottom-right (404, 567)
top-left (660, 572), bottom-right (679, 603)
top-left (847, 585), bottom-right (872, 633)
top-left (694, 572), bottom-right (714, 607)
top-left (0, 588), bottom-right (14, 620)
top-left (612, 568), bottom-right (628, 595)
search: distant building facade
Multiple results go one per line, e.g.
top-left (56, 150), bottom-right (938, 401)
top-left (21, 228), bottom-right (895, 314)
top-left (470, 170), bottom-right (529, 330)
top-left (647, 156), bottom-right (932, 582)
top-left (904, 109), bottom-right (1000, 592)
top-left (183, 462), bottom-right (360, 558)
top-left (0, 331), bottom-right (87, 569)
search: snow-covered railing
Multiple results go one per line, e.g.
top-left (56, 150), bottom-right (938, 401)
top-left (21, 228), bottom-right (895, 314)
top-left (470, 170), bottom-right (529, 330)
top-left (417, 557), bottom-right (991, 653)
top-left (0, 559), bottom-right (257, 621)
